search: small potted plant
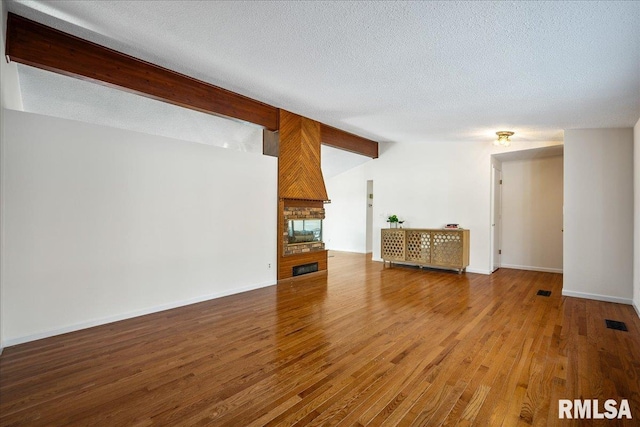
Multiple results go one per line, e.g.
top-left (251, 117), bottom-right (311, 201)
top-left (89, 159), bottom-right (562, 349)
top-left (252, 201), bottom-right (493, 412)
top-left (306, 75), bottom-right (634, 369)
top-left (387, 215), bottom-right (404, 228)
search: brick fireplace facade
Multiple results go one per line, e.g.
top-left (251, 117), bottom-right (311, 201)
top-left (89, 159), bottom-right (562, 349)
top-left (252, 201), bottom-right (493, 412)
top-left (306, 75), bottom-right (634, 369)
top-left (282, 206), bottom-right (325, 256)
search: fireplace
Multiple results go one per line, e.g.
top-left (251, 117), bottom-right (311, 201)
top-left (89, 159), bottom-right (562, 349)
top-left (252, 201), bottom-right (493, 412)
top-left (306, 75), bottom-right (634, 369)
top-left (283, 205), bottom-right (325, 256)
top-left (288, 219), bottom-right (322, 244)
top-left (275, 111), bottom-right (329, 280)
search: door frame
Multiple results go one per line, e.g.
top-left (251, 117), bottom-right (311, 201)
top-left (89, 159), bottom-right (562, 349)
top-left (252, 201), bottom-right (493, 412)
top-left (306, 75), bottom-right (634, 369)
top-left (365, 180), bottom-right (373, 253)
top-left (491, 165), bottom-right (502, 272)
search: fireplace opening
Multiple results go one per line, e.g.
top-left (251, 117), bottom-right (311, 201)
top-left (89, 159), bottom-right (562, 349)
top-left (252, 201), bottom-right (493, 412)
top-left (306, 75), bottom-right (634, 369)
top-left (283, 205), bottom-right (325, 256)
top-left (288, 219), bottom-right (322, 244)
top-left (292, 262), bottom-right (319, 276)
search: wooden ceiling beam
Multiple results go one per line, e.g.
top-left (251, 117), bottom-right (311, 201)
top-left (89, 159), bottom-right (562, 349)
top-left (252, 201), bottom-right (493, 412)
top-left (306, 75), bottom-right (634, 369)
top-left (5, 13), bottom-right (279, 130)
top-left (5, 12), bottom-right (379, 158)
top-left (321, 124), bottom-right (379, 159)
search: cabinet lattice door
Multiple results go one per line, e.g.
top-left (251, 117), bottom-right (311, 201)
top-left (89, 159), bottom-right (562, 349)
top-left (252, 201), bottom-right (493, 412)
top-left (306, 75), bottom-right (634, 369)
top-left (381, 229), bottom-right (405, 261)
top-left (406, 230), bottom-right (430, 263)
top-left (431, 231), bottom-right (463, 266)
top-left (381, 228), bottom-right (470, 273)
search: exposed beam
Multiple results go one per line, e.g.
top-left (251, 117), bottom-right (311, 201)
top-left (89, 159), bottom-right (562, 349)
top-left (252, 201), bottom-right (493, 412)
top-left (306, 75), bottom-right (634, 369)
top-left (321, 124), bottom-right (379, 159)
top-left (5, 13), bottom-right (279, 130)
top-left (6, 13), bottom-right (379, 158)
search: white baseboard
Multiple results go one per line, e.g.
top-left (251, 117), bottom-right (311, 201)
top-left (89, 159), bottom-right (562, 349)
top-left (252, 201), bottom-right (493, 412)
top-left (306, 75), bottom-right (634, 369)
top-left (562, 289), bottom-right (634, 306)
top-left (326, 248), bottom-right (367, 254)
top-left (2, 280), bottom-right (275, 348)
top-left (500, 264), bottom-right (563, 274)
top-left (633, 301), bottom-right (640, 319)
top-left (465, 268), bottom-right (492, 275)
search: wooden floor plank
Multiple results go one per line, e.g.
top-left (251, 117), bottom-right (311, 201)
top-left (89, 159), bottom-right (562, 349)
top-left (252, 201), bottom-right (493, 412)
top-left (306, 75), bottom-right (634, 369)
top-left (1, 252), bottom-right (639, 426)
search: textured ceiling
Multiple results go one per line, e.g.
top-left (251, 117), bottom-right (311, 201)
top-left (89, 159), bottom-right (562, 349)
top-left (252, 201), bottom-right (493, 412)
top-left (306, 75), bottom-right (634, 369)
top-left (6, 0), bottom-right (640, 151)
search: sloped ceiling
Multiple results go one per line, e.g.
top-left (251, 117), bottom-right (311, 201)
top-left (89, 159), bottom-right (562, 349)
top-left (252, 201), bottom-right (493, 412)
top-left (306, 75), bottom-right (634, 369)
top-left (6, 0), bottom-right (640, 153)
top-left (16, 64), bottom-right (265, 153)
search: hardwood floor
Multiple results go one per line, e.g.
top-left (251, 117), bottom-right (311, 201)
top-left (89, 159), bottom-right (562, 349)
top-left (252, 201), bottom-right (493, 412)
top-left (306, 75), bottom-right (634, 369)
top-left (1, 251), bottom-right (639, 426)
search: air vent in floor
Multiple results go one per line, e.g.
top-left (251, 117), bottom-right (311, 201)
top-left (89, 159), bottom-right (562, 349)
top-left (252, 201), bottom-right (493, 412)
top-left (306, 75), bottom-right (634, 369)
top-left (536, 290), bottom-right (552, 297)
top-left (605, 319), bottom-right (628, 331)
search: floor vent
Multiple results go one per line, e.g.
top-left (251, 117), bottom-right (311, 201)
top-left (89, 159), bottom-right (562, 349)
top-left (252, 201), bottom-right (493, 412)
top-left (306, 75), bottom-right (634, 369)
top-left (292, 262), bottom-right (318, 277)
top-left (605, 319), bottom-right (628, 332)
top-left (536, 290), bottom-right (552, 297)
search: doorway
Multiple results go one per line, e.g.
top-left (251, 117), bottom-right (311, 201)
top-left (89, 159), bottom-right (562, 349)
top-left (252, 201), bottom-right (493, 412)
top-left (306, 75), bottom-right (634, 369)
top-left (365, 180), bottom-right (373, 253)
top-left (491, 166), bottom-right (502, 272)
top-left (491, 146), bottom-right (564, 274)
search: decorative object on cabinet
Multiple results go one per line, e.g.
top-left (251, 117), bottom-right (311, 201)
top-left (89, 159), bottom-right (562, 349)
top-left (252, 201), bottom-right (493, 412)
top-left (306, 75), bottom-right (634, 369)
top-left (381, 228), bottom-right (470, 274)
top-left (387, 214), bottom-right (404, 228)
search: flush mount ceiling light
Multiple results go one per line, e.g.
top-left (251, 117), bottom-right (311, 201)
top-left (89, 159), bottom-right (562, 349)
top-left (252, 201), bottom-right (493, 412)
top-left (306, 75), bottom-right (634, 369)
top-left (493, 131), bottom-right (514, 147)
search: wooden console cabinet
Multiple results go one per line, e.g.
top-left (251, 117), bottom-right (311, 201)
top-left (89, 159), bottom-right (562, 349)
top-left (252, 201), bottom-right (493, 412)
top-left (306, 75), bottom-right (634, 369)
top-left (381, 228), bottom-right (470, 273)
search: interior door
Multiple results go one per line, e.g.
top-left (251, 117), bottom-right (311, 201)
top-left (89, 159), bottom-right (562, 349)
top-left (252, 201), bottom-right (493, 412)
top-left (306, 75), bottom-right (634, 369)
top-left (492, 166), bottom-right (502, 272)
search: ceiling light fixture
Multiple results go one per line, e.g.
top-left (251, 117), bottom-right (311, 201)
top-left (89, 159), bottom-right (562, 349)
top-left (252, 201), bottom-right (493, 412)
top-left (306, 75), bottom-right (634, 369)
top-left (494, 131), bottom-right (514, 147)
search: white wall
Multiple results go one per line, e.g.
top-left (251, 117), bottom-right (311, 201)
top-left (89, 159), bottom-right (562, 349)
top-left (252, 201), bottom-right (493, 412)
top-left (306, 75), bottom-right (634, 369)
top-left (325, 139), bottom-right (561, 273)
top-left (324, 165), bottom-right (368, 253)
top-left (501, 156), bottom-right (563, 273)
top-left (1, 1), bottom-right (25, 353)
top-left (564, 128), bottom-right (634, 304)
top-left (1, 110), bottom-right (277, 346)
top-left (634, 118), bottom-right (640, 316)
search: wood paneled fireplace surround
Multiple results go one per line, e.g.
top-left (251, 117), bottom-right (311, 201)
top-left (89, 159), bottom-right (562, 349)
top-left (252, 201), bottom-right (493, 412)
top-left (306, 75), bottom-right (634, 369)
top-left (276, 110), bottom-right (329, 281)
